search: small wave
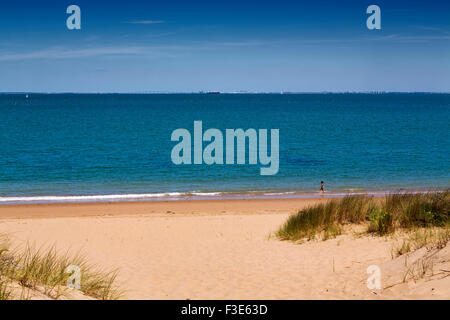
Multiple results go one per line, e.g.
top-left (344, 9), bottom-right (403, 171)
top-left (263, 192), bottom-right (296, 196)
top-left (0, 193), bottom-right (186, 203)
top-left (0, 188), bottom-right (440, 204)
top-left (0, 191), bottom-right (230, 204)
top-left (191, 192), bottom-right (223, 196)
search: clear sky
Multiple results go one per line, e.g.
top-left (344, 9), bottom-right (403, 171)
top-left (0, 0), bottom-right (449, 92)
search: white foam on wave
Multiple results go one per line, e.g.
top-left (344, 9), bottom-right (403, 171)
top-left (0, 191), bottom-right (228, 204)
top-left (191, 192), bottom-right (223, 196)
top-left (0, 189), bottom-right (437, 204)
top-left (263, 192), bottom-right (295, 196)
top-left (0, 193), bottom-right (184, 203)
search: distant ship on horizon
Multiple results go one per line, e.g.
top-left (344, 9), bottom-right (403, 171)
top-left (206, 91), bottom-right (220, 94)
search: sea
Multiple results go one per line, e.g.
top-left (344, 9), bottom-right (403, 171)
top-left (0, 93), bottom-right (448, 204)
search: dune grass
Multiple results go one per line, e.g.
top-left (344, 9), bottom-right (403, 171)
top-left (392, 227), bottom-right (450, 258)
top-left (276, 191), bottom-right (450, 242)
top-left (0, 236), bottom-right (122, 300)
top-left (276, 195), bottom-right (376, 241)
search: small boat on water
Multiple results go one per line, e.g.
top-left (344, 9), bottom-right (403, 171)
top-left (206, 91), bottom-right (220, 94)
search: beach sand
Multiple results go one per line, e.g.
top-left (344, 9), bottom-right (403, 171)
top-left (0, 198), bottom-right (448, 299)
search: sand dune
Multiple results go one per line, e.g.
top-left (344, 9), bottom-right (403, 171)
top-left (0, 198), bottom-right (448, 299)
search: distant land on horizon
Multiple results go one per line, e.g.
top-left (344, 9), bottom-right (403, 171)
top-left (1, 91), bottom-right (449, 95)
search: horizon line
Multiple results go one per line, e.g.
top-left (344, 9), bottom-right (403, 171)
top-left (1, 91), bottom-right (450, 95)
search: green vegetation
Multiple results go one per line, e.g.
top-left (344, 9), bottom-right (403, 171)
top-left (368, 209), bottom-right (394, 235)
top-left (276, 191), bottom-right (450, 242)
top-left (0, 236), bottom-right (121, 300)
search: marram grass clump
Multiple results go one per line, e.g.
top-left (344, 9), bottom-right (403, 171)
top-left (276, 195), bottom-right (374, 241)
top-left (0, 238), bottom-right (122, 300)
top-left (384, 191), bottom-right (449, 229)
top-left (276, 191), bottom-right (450, 242)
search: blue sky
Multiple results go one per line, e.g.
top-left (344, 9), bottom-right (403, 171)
top-left (0, 0), bottom-right (449, 92)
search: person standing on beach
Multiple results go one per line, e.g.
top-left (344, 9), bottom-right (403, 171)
top-left (320, 181), bottom-right (325, 192)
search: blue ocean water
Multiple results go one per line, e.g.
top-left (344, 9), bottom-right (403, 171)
top-left (0, 93), bottom-right (449, 203)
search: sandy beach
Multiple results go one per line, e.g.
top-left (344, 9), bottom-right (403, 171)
top-left (0, 197), bottom-right (449, 300)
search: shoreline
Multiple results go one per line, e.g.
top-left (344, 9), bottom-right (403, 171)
top-left (0, 188), bottom-right (442, 206)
